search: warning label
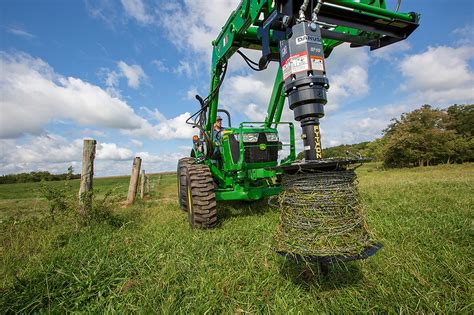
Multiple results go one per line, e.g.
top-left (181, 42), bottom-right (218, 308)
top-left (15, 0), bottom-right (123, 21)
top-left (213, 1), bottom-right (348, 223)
top-left (291, 52), bottom-right (309, 74)
top-left (282, 60), bottom-right (292, 81)
top-left (310, 56), bottom-right (325, 72)
top-left (282, 52), bottom-right (310, 80)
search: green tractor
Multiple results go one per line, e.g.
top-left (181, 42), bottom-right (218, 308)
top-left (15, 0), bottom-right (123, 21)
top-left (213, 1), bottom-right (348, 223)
top-left (177, 0), bottom-right (420, 228)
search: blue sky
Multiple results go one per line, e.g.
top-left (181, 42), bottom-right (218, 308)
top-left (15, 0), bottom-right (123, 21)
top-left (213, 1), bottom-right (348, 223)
top-left (1, 0), bottom-right (473, 176)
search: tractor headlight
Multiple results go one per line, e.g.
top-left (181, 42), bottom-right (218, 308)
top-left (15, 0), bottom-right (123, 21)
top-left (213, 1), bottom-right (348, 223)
top-left (265, 133), bottom-right (279, 142)
top-left (242, 133), bottom-right (259, 142)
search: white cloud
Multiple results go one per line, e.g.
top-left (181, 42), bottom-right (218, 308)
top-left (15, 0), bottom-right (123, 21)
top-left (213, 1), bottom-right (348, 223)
top-left (101, 69), bottom-right (122, 97)
top-left (174, 60), bottom-right (195, 77)
top-left (152, 59), bottom-right (169, 72)
top-left (130, 139), bottom-right (143, 147)
top-left (85, 0), bottom-right (120, 28)
top-left (244, 103), bottom-right (267, 122)
top-left (223, 72), bottom-right (273, 108)
top-left (99, 61), bottom-right (147, 93)
top-left (104, 70), bottom-right (120, 88)
top-left (322, 102), bottom-right (411, 147)
top-left (372, 41), bottom-right (411, 61)
top-left (96, 143), bottom-right (134, 160)
top-left (1, 135), bottom-right (82, 164)
top-left (452, 24), bottom-right (474, 45)
top-left (157, 0), bottom-right (240, 61)
top-left (324, 44), bottom-right (370, 111)
top-left (0, 135), bottom-right (133, 165)
top-left (0, 52), bottom-right (144, 139)
top-left (141, 107), bottom-right (167, 122)
top-left (120, 0), bottom-right (153, 24)
top-left (329, 65), bottom-right (368, 110)
top-left (399, 45), bottom-right (474, 104)
top-left (0, 52), bottom-right (193, 142)
top-left (82, 129), bottom-right (106, 137)
top-left (134, 151), bottom-right (183, 163)
top-left (7, 27), bottom-right (35, 39)
top-left (117, 61), bottom-right (147, 89)
top-left (185, 86), bottom-right (198, 100)
top-left (126, 110), bottom-right (195, 140)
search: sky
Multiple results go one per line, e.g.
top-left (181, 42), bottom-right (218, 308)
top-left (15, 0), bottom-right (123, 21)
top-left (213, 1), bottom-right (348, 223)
top-left (0, 0), bottom-right (473, 176)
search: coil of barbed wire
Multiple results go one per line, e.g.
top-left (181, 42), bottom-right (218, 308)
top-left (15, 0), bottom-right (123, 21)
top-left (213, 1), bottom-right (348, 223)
top-left (272, 169), bottom-right (376, 258)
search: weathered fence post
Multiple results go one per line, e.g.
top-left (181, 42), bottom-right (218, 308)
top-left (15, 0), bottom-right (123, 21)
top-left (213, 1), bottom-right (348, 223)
top-left (79, 139), bottom-right (96, 218)
top-left (146, 175), bottom-right (150, 194)
top-left (140, 170), bottom-right (145, 199)
top-left (126, 157), bottom-right (142, 205)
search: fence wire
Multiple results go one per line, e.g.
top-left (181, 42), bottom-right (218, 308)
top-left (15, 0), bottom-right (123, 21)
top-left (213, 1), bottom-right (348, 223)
top-left (272, 169), bottom-right (377, 258)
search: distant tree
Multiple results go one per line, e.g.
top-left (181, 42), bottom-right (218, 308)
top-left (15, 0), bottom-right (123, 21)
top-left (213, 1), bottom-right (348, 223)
top-left (0, 168), bottom-right (80, 185)
top-left (445, 104), bottom-right (474, 163)
top-left (364, 138), bottom-right (387, 161)
top-left (446, 104), bottom-right (474, 137)
top-left (381, 105), bottom-right (471, 167)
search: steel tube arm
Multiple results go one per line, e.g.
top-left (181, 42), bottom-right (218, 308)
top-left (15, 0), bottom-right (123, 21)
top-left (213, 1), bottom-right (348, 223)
top-left (325, 0), bottom-right (418, 22)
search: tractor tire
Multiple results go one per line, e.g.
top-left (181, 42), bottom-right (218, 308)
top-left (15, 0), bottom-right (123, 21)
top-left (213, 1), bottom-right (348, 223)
top-left (177, 157), bottom-right (195, 211)
top-left (184, 164), bottom-right (217, 229)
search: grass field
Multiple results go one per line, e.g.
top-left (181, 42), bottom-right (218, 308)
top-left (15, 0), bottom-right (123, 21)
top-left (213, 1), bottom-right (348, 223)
top-left (0, 163), bottom-right (472, 313)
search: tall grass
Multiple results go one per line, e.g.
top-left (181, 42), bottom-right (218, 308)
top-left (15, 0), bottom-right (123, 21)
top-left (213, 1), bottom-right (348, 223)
top-left (0, 165), bottom-right (472, 313)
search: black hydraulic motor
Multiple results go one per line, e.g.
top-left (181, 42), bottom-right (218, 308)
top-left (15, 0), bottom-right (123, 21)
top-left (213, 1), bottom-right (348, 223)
top-left (279, 20), bottom-right (329, 160)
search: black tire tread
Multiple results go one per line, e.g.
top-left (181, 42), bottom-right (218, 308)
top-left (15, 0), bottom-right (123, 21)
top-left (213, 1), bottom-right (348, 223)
top-left (177, 157), bottom-right (195, 210)
top-left (186, 164), bottom-right (217, 229)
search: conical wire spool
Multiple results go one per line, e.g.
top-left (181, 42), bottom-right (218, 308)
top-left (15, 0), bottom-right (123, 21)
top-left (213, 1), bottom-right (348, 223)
top-left (272, 167), bottom-right (380, 262)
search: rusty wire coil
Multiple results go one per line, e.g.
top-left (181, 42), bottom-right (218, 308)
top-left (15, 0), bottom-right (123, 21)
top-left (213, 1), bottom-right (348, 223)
top-left (271, 169), bottom-right (377, 258)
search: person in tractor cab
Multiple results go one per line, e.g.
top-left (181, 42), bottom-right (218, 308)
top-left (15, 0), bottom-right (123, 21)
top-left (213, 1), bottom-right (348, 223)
top-left (212, 116), bottom-right (225, 165)
top-left (213, 116), bottom-right (224, 141)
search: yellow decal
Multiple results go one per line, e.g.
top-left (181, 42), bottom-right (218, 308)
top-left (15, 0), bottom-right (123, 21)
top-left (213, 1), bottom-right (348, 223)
top-left (187, 185), bottom-right (193, 215)
top-left (314, 125), bottom-right (322, 159)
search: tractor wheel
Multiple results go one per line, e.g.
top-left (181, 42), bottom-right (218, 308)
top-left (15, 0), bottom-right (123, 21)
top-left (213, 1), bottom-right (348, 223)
top-left (184, 164), bottom-right (217, 229)
top-left (177, 157), bottom-right (195, 211)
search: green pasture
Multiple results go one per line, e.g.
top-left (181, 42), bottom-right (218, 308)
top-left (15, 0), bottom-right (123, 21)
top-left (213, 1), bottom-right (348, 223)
top-left (0, 164), bottom-right (472, 313)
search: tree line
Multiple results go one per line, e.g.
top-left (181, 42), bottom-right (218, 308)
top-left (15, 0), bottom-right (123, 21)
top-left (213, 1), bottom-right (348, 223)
top-left (0, 167), bottom-right (81, 184)
top-left (298, 104), bottom-right (473, 167)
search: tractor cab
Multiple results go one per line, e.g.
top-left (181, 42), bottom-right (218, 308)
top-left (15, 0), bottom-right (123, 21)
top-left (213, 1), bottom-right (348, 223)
top-left (218, 125), bottom-right (280, 171)
top-left (192, 111), bottom-right (295, 173)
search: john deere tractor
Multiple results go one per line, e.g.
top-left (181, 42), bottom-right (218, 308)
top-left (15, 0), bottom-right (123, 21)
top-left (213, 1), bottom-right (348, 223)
top-left (177, 0), bottom-right (420, 228)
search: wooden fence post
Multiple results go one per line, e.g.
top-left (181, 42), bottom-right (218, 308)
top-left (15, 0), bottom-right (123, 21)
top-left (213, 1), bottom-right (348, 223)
top-left (126, 157), bottom-right (142, 205)
top-left (146, 175), bottom-right (150, 194)
top-left (140, 170), bottom-right (145, 199)
top-left (79, 139), bottom-right (96, 218)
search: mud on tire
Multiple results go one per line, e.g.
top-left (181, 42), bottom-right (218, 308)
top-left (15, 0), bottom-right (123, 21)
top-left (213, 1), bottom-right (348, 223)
top-left (177, 157), bottom-right (195, 211)
top-left (184, 164), bottom-right (217, 229)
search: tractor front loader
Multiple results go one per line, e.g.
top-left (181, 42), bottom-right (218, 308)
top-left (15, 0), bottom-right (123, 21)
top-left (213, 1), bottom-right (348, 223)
top-left (177, 0), bottom-right (420, 262)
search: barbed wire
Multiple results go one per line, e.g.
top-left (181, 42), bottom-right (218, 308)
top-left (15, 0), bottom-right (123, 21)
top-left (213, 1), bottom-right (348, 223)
top-left (272, 169), bottom-right (377, 258)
